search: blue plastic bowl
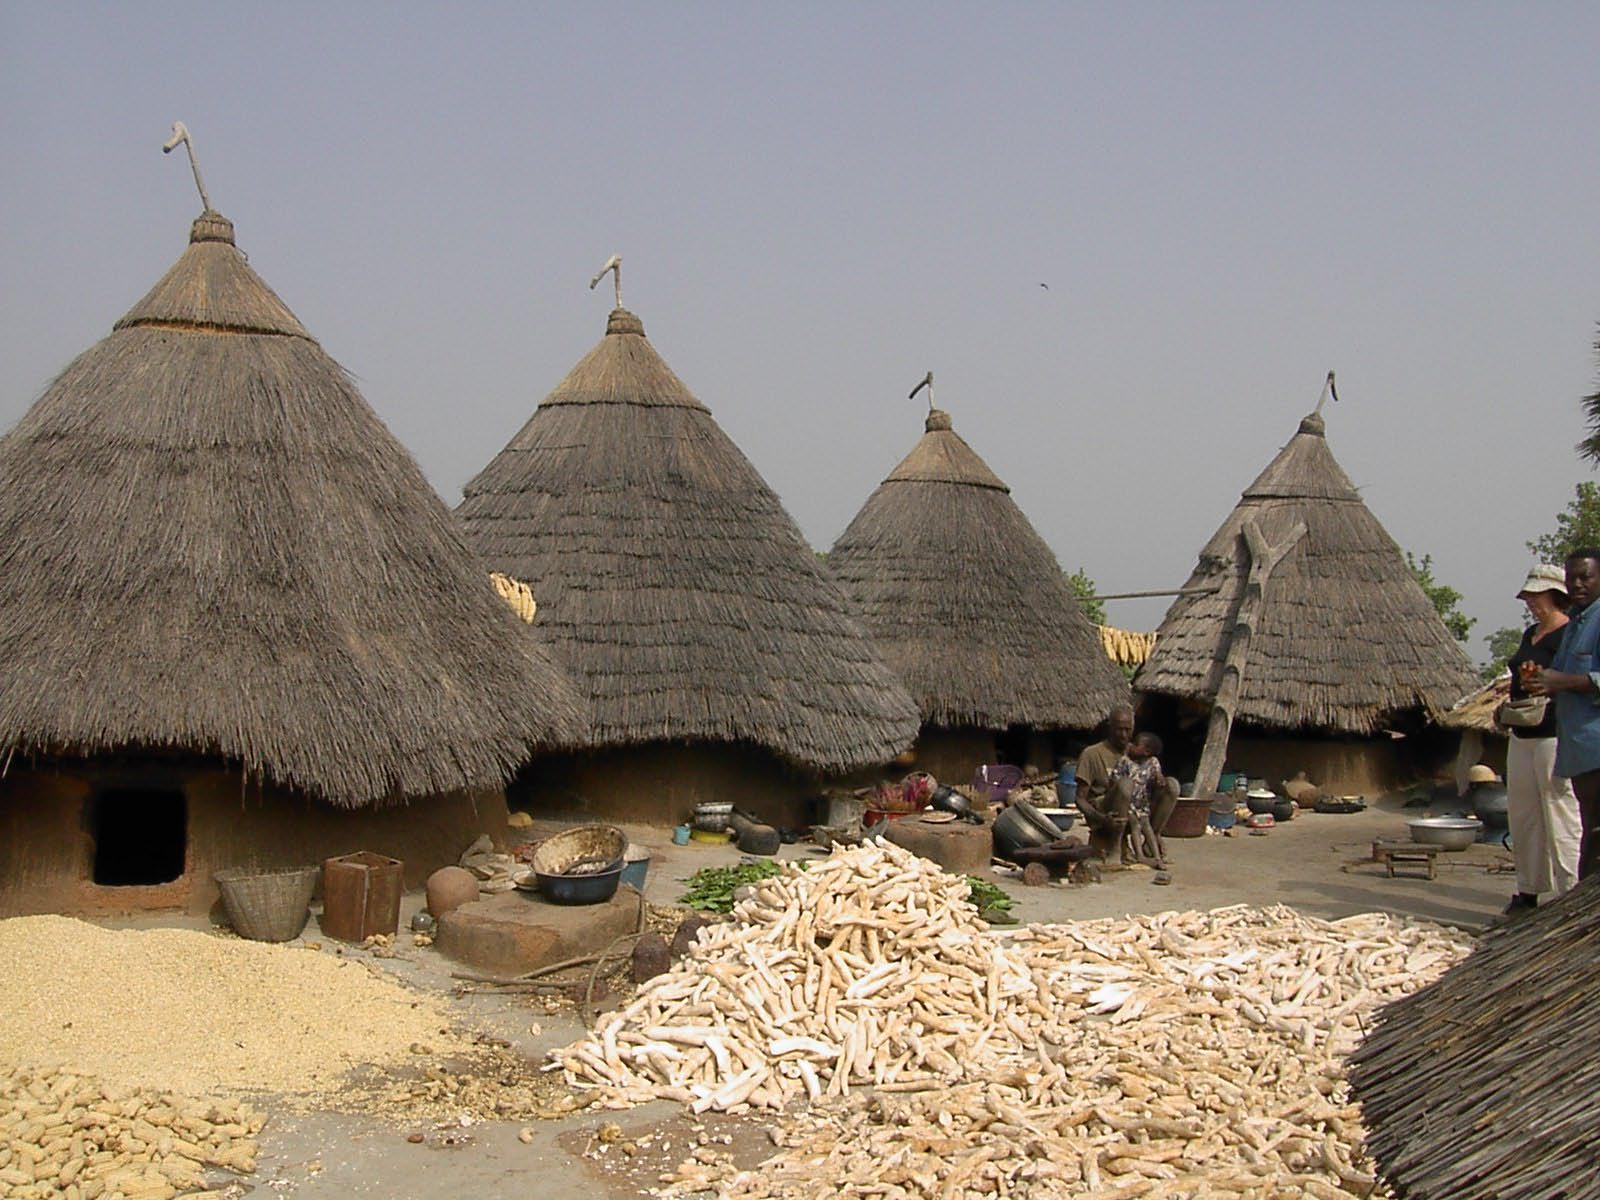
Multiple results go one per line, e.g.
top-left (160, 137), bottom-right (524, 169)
top-left (1208, 810), bottom-right (1236, 831)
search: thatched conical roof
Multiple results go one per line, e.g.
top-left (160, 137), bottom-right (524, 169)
top-left (455, 306), bottom-right (919, 773)
top-left (826, 409), bottom-right (1130, 731)
top-left (1349, 877), bottom-right (1600, 1200)
top-left (0, 209), bottom-right (586, 808)
top-left (1134, 411), bottom-right (1477, 733)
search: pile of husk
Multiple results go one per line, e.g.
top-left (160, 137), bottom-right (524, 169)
top-left (555, 841), bottom-right (1470, 1199)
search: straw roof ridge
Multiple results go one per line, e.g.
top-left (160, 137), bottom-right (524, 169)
top-left (827, 408), bottom-right (1131, 730)
top-left (0, 209), bottom-right (587, 808)
top-left (1134, 410), bottom-right (1478, 734)
top-left (456, 307), bottom-right (920, 773)
top-left (1350, 876), bottom-right (1600, 1200)
top-left (114, 211), bottom-right (311, 340)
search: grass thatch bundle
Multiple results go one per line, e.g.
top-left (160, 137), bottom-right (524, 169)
top-left (1440, 673), bottom-right (1510, 734)
top-left (1135, 412), bottom-right (1478, 733)
top-left (826, 409), bottom-right (1130, 731)
top-left (456, 307), bottom-right (919, 774)
top-left (1349, 876), bottom-right (1600, 1199)
top-left (0, 210), bottom-right (586, 808)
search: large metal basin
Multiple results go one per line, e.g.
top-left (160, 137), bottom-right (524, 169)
top-left (1408, 817), bottom-right (1482, 851)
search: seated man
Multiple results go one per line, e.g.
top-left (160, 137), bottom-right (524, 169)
top-left (1112, 732), bottom-right (1180, 865)
top-left (1074, 705), bottom-right (1135, 860)
top-left (1074, 707), bottom-right (1180, 861)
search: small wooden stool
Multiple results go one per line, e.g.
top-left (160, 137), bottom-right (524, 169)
top-left (1372, 839), bottom-right (1439, 880)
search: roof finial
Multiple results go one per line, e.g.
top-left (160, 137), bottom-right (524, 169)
top-left (1314, 369), bottom-right (1339, 415)
top-left (589, 254), bottom-right (622, 309)
top-left (909, 370), bottom-right (934, 412)
top-left (161, 121), bottom-right (212, 213)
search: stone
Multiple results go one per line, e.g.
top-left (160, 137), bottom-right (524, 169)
top-left (671, 914), bottom-right (714, 959)
top-left (1021, 862), bottom-right (1051, 887)
top-left (882, 819), bottom-right (994, 875)
top-left (426, 866), bottom-right (480, 917)
top-left (631, 932), bottom-right (671, 983)
top-left (435, 888), bottom-right (640, 977)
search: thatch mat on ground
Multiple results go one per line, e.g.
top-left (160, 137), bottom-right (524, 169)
top-left (1350, 875), bottom-right (1600, 1200)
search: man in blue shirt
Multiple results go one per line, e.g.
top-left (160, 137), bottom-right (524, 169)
top-left (1529, 548), bottom-right (1600, 880)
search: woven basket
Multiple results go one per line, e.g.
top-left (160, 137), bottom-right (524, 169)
top-left (214, 866), bottom-right (319, 942)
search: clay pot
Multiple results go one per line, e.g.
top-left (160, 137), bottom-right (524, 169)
top-left (426, 866), bottom-right (479, 917)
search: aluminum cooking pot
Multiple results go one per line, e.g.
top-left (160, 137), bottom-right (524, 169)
top-left (1408, 816), bottom-right (1482, 851)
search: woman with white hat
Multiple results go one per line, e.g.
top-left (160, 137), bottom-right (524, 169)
top-left (1495, 563), bottom-right (1582, 915)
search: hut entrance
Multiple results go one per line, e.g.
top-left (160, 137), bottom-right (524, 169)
top-left (995, 726), bottom-right (1031, 768)
top-left (86, 787), bottom-right (187, 886)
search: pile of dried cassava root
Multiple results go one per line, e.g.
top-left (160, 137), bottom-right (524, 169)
top-left (0, 1064), bottom-right (261, 1200)
top-left (554, 840), bottom-right (1470, 1199)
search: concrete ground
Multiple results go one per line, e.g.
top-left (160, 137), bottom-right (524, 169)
top-left (125, 792), bottom-right (1518, 1198)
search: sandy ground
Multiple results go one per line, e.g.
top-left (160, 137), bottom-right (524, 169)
top-left (96, 792), bottom-right (1512, 1199)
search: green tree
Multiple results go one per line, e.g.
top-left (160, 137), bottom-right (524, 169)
top-left (1405, 552), bottom-right (1475, 643)
top-left (1065, 567), bottom-right (1106, 625)
top-left (1578, 323), bottom-right (1600, 464)
top-left (1527, 482), bottom-right (1600, 562)
top-left (1480, 624), bottom-right (1524, 681)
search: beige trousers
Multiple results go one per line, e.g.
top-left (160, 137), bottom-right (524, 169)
top-left (1506, 734), bottom-right (1581, 896)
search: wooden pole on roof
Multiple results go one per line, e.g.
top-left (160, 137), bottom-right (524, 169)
top-left (161, 122), bottom-right (212, 212)
top-left (1192, 516), bottom-right (1307, 797)
top-left (590, 254), bottom-right (623, 308)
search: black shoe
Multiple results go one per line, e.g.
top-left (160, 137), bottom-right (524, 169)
top-left (1498, 894), bottom-right (1538, 922)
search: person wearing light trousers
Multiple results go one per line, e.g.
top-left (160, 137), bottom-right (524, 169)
top-left (1502, 564), bottom-right (1581, 912)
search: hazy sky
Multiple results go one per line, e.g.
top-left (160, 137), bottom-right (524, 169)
top-left (3, 3), bottom-right (1598, 661)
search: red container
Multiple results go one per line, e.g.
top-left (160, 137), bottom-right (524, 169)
top-left (321, 851), bottom-right (404, 942)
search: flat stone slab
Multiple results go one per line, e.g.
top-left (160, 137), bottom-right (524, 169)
top-left (436, 887), bottom-right (641, 978)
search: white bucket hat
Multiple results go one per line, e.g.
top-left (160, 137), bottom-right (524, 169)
top-left (1517, 563), bottom-right (1567, 598)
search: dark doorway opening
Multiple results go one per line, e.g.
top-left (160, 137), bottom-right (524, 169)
top-left (87, 788), bottom-right (187, 885)
top-left (995, 725), bottom-right (1031, 767)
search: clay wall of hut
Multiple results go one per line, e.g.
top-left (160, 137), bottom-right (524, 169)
top-left (0, 760), bottom-right (507, 918)
top-left (511, 742), bottom-right (822, 830)
top-left (907, 726), bottom-right (1062, 785)
top-left (1138, 693), bottom-right (1460, 796)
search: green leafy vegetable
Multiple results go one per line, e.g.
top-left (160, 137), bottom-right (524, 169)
top-left (679, 860), bottom-right (791, 912)
top-left (965, 876), bottom-right (1014, 915)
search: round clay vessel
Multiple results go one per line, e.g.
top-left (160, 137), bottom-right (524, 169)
top-left (426, 865), bottom-right (479, 916)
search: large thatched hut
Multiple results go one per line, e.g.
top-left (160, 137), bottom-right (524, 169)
top-left (826, 408), bottom-right (1130, 780)
top-left (1349, 877), bottom-right (1600, 1200)
top-left (0, 207), bottom-right (586, 916)
top-left (456, 305), bottom-right (919, 826)
top-left (1134, 410), bottom-right (1478, 793)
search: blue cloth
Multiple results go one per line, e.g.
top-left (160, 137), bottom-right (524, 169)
top-left (1552, 600), bottom-right (1600, 778)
